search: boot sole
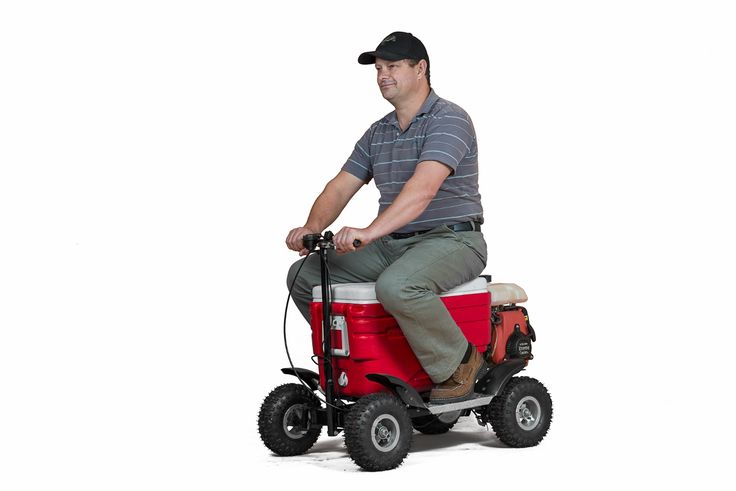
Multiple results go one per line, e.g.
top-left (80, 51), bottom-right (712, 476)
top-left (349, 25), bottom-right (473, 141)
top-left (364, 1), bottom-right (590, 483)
top-left (429, 361), bottom-right (488, 405)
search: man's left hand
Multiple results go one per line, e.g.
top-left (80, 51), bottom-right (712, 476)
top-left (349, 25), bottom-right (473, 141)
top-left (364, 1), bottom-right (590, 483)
top-left (334, 227), bottom-right (373, 254)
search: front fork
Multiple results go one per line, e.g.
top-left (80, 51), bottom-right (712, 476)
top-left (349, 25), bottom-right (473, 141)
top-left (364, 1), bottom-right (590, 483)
top-left (318, 243), bottom-right (341, 436)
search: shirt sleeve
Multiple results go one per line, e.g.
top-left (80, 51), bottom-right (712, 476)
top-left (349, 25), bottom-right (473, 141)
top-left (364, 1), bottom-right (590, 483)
top-left (418, 111), bottom-right (475, 174)
top-left (341, 127), bottom-right (373, 183)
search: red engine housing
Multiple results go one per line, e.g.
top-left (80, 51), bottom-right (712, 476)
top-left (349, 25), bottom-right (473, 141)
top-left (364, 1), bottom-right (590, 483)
top-left (489, 307), bottom-right (532, 365)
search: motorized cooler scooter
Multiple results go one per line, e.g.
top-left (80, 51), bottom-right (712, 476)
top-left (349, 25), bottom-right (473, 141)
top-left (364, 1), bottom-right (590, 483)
top-left (258, 231), bottom-right (552, 471)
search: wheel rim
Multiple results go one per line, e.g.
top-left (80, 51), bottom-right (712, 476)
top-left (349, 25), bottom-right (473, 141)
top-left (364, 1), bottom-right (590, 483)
top-left (370, 413), bottom-right (400, 452)
top-left (515, 396), bottom-right (541, 431)
top-left (283, 404), bottom-right (311, 439)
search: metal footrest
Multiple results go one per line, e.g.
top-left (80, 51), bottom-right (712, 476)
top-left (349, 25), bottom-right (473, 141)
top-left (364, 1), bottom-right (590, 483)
top-left (426, 394), bottom-right (493, 415)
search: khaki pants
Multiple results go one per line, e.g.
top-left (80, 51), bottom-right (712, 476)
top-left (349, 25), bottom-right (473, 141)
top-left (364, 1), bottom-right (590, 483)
top-left (286, 225), bottom-right (487, 383)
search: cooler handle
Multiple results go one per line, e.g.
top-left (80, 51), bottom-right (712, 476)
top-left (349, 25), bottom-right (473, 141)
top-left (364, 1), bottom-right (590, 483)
top-left (329, 315), bottom-right (350, 357)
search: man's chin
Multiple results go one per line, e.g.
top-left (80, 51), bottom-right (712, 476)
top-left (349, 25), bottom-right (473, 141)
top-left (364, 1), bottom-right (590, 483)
top-left (380, 89), bottom-right (396, 101)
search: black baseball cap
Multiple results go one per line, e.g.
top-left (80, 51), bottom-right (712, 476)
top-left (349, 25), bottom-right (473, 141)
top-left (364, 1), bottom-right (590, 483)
top-left (358, 31), bottom-right (429, 66)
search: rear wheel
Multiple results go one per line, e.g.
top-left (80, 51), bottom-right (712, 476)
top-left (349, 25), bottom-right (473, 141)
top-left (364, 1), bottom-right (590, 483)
top-left (487, 376), bottom-right (552, 447)
top-left (258, 383), bottom-right (322, 456)
top-left (344, 393), bottom-right (412, 471)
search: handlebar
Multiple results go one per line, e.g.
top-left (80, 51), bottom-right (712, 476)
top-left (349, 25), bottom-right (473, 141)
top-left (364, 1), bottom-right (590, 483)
top-left (302, 232), bottom-right (361, 251)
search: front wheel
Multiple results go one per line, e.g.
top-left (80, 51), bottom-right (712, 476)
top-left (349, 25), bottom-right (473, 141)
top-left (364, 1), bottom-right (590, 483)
top-left (258, 383), bottom-right (322, 456)
top-left (344, 393), bottom-right (412, 471)
top-left (487, 376), bottom-right (552, 447)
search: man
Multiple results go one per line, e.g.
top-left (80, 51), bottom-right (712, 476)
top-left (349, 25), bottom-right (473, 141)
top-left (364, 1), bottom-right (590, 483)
top-left (285, 32), bottom-right (487, 403)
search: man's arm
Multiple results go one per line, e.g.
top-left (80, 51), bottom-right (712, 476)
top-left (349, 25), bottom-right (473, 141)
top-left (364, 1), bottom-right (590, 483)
top-left (286, 170), bottom-right (365, 254)
top-left (333, 160), bottom-right (451, 252)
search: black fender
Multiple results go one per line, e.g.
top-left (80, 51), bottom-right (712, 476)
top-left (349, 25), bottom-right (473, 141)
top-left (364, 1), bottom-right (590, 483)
top-left (281, 367), bottom-right (321, 391)
top-left (365, 373), bottom-right (426, 409)
top-left (475, 359), bottom-right (526, 396)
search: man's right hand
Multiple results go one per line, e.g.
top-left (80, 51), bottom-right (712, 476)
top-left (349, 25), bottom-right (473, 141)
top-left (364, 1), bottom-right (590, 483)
top-left (286, 227), bottom-right (319, 256)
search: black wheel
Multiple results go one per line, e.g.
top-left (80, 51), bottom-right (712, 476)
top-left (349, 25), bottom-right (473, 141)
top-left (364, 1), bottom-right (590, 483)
top-left (344, 393), bottom-right (412, 471)
top-left (258, 383), bottom-right (322, 456)
top-left (488, 376), bottom-right (552, 447)
top-left (411, 410), bottom-right (460, 435)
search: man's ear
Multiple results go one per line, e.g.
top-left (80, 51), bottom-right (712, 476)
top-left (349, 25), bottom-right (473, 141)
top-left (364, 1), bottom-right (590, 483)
top-left (418, 59), bottom-right (428, 78)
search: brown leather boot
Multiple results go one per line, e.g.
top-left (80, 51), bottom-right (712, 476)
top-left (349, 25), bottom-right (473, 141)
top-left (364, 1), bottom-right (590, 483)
top-left (429, 345), bottom-right (486, 404)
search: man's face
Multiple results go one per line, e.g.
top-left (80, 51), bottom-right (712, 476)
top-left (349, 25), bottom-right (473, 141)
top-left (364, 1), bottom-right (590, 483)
top-left (374, 58), bottom-right (422, 103)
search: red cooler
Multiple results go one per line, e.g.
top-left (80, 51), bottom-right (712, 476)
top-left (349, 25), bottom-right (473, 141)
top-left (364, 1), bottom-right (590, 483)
top-left (309, 278), bottom-right (491, 398)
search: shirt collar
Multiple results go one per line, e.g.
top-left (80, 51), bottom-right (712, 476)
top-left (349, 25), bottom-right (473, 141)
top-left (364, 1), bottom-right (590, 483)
top-left (417, 89), bottom-right (440, 116)
top-left (387, 89), bottom-right (440, 129)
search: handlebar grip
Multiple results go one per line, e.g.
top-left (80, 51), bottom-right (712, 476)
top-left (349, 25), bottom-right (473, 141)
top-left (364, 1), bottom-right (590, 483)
top-left (353, 239), bottom-right (362, 248)
top-left (302, 233), bottom-right (322, 250)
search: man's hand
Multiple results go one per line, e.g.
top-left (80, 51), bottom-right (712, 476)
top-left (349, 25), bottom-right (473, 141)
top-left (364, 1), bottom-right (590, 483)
top-left (286, 226), bottom-right (319, 256)
top-left (334, 227), bottom-right (375, 254)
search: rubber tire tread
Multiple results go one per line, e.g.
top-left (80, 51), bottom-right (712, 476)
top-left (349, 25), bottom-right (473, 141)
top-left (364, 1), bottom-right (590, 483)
top-left (258, 383), bottom-right (322, 456)
top-left (488, 376), bottom-right (552, 447)
top-left (344, 393), bottom-right (412, 471)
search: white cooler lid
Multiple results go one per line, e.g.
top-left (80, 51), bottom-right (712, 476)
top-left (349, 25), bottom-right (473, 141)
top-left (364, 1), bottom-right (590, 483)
top-left (312, 277), bottom-right (488, 304)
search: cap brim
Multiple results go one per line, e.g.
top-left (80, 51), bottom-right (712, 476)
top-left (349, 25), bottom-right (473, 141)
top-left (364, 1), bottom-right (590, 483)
top-left (357, 50), bottom-right (406, 65)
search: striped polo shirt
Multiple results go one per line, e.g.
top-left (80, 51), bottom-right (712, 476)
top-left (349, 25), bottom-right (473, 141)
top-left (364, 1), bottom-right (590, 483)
top-left (342, 90), bottom-right (484, 234)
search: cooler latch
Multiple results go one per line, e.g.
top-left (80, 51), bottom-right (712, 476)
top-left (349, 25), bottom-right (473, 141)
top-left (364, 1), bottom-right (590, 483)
top-left (329, 315), bottom-right (350, 357)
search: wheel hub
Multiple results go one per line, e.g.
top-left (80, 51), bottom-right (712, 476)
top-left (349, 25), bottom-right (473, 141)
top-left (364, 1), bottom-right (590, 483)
top-left (515, 396), bottom-right (541, 431)
top-left (371, 414), bottom-right (400, 452)
top-left (283, 404), bottom-right (311, 439)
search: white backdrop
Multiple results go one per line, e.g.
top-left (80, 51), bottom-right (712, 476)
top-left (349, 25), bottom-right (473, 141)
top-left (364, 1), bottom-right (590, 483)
top-left (1, 1), bottom-right (735, 489)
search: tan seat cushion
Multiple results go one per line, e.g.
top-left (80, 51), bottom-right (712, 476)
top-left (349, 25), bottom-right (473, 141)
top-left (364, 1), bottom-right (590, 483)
top-left (488, 283), bottom-right (528, 306)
